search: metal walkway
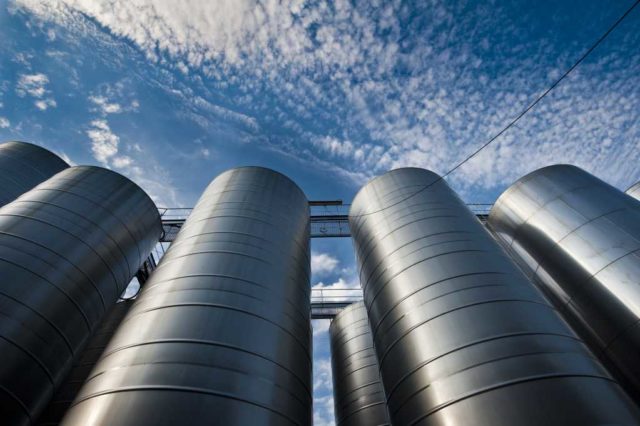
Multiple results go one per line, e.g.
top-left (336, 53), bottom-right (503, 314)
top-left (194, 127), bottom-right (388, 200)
top-left (310, 288), bottom-right (363, 319)
top-left (158, 201), bottom-right (491, 242)
top-left (137, 201), bottom-right (493, 318)
top-left (158, 201), bottom-right (353, 242)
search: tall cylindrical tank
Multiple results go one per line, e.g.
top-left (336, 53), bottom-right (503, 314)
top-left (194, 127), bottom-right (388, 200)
top-left (330, 301), bottom-right (390, 426)
top-left (0, 141), bottom-right (69, 206)
top-left (626, 181), bottom-right (640, 201)
top-left (60, 167), bottom-right (313, 426)
top-left (0, 166), bottom-right (161, 426)
top-left (350, 167), bottom-right (640, 425)
top-left (36, 300), bottom-right (134, 425)
top-left (489, 164), bottom-right (640, 400)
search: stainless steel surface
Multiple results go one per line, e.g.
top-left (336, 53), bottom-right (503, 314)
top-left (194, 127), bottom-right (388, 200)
top-left (61, 167), bottom-right (312, 426)
top-left (37, 301), bottom-right (134, 425)
top-left (0, 166), bottom-right (161, 426)
top-left (350, 167), bottom-right (640, 426)
top-left (0, 141), bottom-right (68, 206)
top-left (489, 164), bottom-right (640, 400)
top-left (626, 181), bottom-right (640, 201)
top-left (330, 301), bottom-right (390, 426)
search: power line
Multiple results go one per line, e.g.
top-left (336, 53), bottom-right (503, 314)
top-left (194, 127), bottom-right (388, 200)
top-left (351, 0), bottom-right (640, 219)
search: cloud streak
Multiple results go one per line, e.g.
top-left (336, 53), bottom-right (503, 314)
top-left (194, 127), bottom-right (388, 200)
top-left (311, 251), bottom-right (339, 277)
top-left (86, 118), bottom-right (119, 164)
top-left (13, 0), bottom-right (640, 197)
top-left (17, 0), bottom-right (640, 193)
top-left (16, 72), bottom-right (57, 110)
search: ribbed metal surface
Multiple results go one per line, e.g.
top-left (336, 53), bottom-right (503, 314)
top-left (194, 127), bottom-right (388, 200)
top-left (350, 167), bottom-right (640, 425)
top-left (61, 166), bottom-right (312, 426)
top-left (0, 141), bottom-right (69, 206)
top-left (626, 181), bottom-right (640, 201)
top-left (37, 301), bottom-right (134, 425)
top-left (489, 164), bottom-right (640, 400)
top-left (330, 302), bottom-right (390, 426)
top-left (0, 166), bottom-right (161, 425)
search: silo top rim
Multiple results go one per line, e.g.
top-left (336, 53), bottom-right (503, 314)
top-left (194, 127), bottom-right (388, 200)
top-left (350, 167), bottom-right (441, 217)
top-left (60, 165), bottom-right (162, 224)
top-left (329, 300), bottom-right (366, 329)
top-left (625, 181), bottom-right (640, 193)
top-left (0, 140), bottom-right (69, 168)
top-left (212, 166), bottom-right (308, 201)
top-left (488, 163), bottom-right (584, 218)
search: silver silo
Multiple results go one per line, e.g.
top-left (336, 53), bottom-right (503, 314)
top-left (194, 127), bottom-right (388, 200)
top-left (0, 141), bottom-right (68, 206)
top-left (0, 166), bottom-right (161, 426)
top-left (36, 300), bottom-right (134, 425)
top-left (60, 167), bottom-right (313, 426)
top-left (489, 164), bottom-right (640, 400)
top-left (626, 181), bottom-right (640, 201)
top-left (350, 167), bottom-right (640, 425)
top-left (330, 301), bottom-right (390, 426)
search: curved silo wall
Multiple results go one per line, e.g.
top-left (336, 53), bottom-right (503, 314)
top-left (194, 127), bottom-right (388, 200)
top-left (60, 166), bottom-right (313, 426)
top-left (0, 166), bottom-right (161, 425)
top-left (626, 181), bottom-right (640, 201)
top-left (36, 300), bottom-right (134, 425)
top-left (0, 141), bottom-right (69, 206)
top-left (330, 301), bottom-right (390, 426)
top-left (488, 164), bottom-right (640, 400)
top-left (349, 167), bottom-right (640, 425)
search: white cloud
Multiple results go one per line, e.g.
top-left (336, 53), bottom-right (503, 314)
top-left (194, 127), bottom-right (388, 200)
top-left (313, 356), bottom-right (336, 426)
top-left (112, 155), bottom-right (133, 168)
top-left (84, 118), bottom-right (180, 206)
top-left (311, 251), bottom-right (339, 277)
top-left (16, 73), bottom-right (48, 97)
top-left (314, 358), bottom-right (333, 392)
top-left (131, 163), bottom-right (181, 207)
top-left (176, 61), bottom-right (189, 75)
top-left (13, 51), bottom-right (33, 67)
top-left (56, 151), bottom-right (76, 166)
top-left (313, 136), bottom-right (355, 158)
top-left (12, 0), bottom-right (640, 196)
top-left (313, 277), bottom-right (360, 291)
top-left (87, 119), bottom-right (119, 164)
top-left (313, 394), bottom-right (336, 426)
top-left (313, 319), bottom-right (330, 337)
top-left (0, 117), bottom-right (9, 128)
top-left (190, 95), bottom-right (259, 132)
top-left (89, 95), bottom-right (122, 114)
top-left (34, 98), bottom-right (57, 110)
top-left (16, 72), bottom-right (57, 110)
top-left (87, 81), bottom-right (140, 116)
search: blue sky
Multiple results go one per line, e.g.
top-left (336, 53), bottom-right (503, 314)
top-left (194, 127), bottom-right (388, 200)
top-left (1, 1), bottom-right (639, 424)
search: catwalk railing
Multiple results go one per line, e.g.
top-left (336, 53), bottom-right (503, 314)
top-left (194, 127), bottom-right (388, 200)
top-left (157, 202), bottom-right (492, 242)
top-left (134, 202), bottom-right (493, 318)
top-left (310, 287), bottom-right (363, 319)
